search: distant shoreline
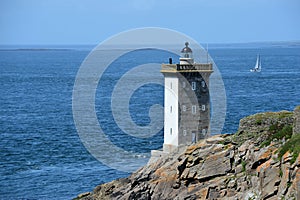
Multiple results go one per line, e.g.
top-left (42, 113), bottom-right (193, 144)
top-left (0, 48), bottom-right (76, 51)
top-left (0, 44), bottom-right (95, 51)
top-left (0, 41), bottom-right (300, 51)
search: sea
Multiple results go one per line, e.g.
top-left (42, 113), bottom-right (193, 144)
top-left (0, 42), bottom-right (299, 199)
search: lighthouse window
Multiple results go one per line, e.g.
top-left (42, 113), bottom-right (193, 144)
top-left (182, 81), bottom-right (186, 88)
top-left (170, 128), bottom-right (172, 135)
top-left (201, 105), bottom-right (206, 111)
top-left (192, 105), bottom-right (197, 114)
top-left (192, 132), bottom-right (196, 143)
top-left (183, 130), bottom-right (187, 136)
top-left (201, 81), bottom-right (206, 88)
top-left (170, 82), bottom-right (172, 89)
top-left (170, 106), bottom-right (172, 113)
top-left (182, 105), bottom-right (186, 112)
top-left (192, 82), bottom-right (196, 90)
top-left (202, 129), bottom-right (206, 135)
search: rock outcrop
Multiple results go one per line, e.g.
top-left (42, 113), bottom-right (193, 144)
top-left (294, 106), bottom-right (300, 135)
top-left (75, 109), bottom-right (300, 200)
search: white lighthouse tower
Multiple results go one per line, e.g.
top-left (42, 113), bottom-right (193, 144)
top-left (161, 42), bottom-right (213, 152)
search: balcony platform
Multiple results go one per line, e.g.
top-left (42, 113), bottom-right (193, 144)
top-left (161, 63), bottom-right (213, 73)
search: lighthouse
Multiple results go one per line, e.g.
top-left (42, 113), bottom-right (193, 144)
top-left (161, 42), bottom-right (213, 153)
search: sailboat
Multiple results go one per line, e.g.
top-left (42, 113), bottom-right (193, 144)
top-left (250, 55), bottom-right (261, 72)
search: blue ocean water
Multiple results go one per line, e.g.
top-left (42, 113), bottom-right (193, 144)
top-left (0, 43), bottom-right (299, 199)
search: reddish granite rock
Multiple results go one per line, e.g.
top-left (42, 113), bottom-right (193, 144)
top-left (75, 108), bottom-right (300, 200)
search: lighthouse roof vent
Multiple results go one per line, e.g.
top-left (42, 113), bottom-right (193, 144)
top-left (181, 42), bottom-right (192, 53)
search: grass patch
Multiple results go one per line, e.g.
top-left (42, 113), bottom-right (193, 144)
top-left (260, 124), bottom-right (293, 148)
top-left (278, 133), bottom-right (300, 164)
top-left (241, 160), bottom-right (246, 172)
top-left (255, 119), bottom-right (262, 125)
top-left (279, 168), bottom-right (283, 177)
top-left (278, 111), bottom-right (293, 119)
top-left (232, 131), bottom-right (259, 146)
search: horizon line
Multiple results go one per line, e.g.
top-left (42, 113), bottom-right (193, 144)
top-left (1, 40), bottom-right (300, 47)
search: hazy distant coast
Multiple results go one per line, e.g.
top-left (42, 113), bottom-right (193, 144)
top-left (1, 41), bottom-right (300, 51)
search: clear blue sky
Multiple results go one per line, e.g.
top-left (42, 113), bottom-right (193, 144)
top-left (1, 0), bottom-right (299, 45)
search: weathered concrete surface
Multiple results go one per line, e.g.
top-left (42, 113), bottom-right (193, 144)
top-left (75, 108), bottom-right (300, 200)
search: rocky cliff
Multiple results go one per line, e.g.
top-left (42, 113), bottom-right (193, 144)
top-left (76, 108), bottom-right (300, 200)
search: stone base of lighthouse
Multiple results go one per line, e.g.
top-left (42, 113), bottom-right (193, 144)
top-left (148, 145), bottom-right (187, 165)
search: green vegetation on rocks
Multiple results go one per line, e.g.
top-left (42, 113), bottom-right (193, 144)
top-left (260, 124), bottom-right (293, 147)
top-left (75, 108), bottom-right (300, 200)
top-left (232, 111), bottom-right (293, 146)
top-left (278, 133), bottom-right (300, 164)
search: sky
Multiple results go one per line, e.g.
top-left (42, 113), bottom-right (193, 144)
top-left (0, 0), bottom-right (299, 45)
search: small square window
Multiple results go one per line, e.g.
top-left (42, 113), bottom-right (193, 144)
top-left (192, 82), bottom-right (196, 90)
top-left (182, 81), bottom-right (186, 88)
top-left (183, 130), bottom-right (187, 136)
top-left (182, 105), bottom-right (186, 112)
top-left (201, 105), bottom-right (206, 111)
top-left (192, 105), bottom-right (197, 114)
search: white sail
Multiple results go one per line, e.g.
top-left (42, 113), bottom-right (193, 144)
top-left (258, 56), bottom-right (262, 71)
top-left (255, 55), bottom-right (259, 69)
top-left (250, 54), bottom-right (261, 72)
